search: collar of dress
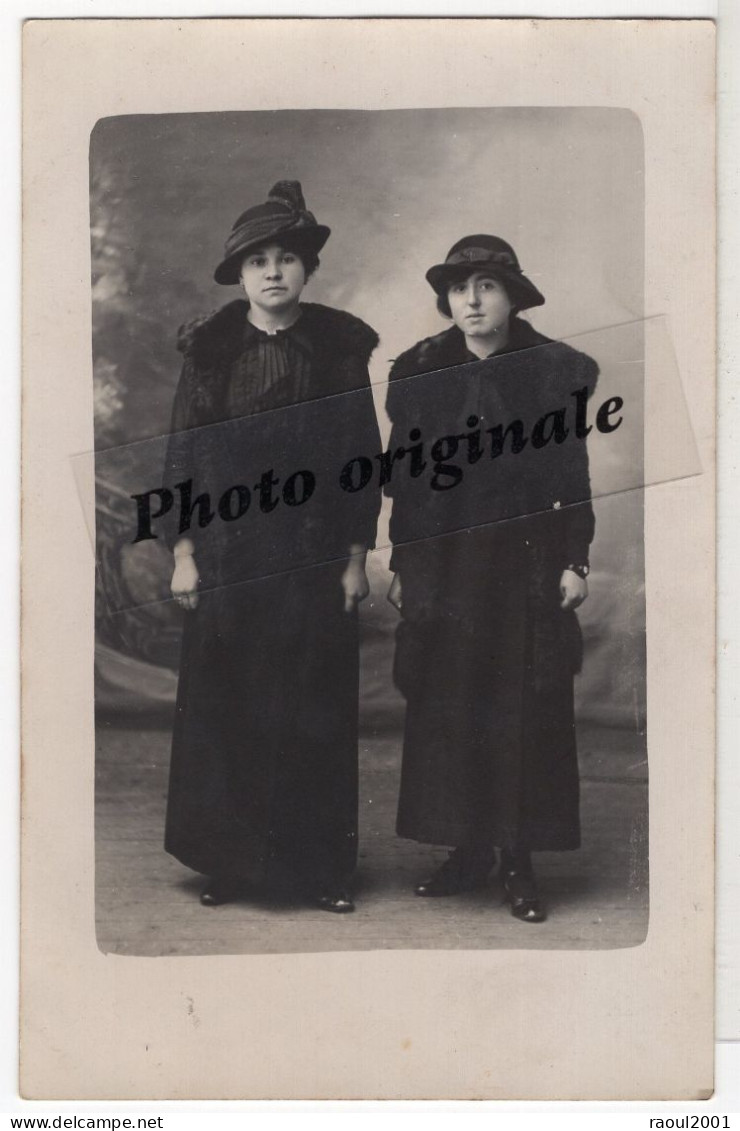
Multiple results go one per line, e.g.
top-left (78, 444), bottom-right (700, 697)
top-left (241, 306), bottom-right (314, 358)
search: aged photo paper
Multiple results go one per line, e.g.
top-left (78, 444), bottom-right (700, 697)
top-left (21, 18), bottom-right (715, 1099)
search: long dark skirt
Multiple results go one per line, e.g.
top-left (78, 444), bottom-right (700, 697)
top-left (165, 559), bottom-right (359, 889)
top-left (394, 522), bottom-right (581, 852)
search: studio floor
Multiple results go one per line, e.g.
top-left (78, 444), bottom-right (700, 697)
top-left (95, 721), bottom-right (648, 956)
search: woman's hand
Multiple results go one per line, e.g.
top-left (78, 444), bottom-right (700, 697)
top-left (341, 560), bottom-right (369, 612)
top-left (387, 573), bottom-right (402, 612)
top-left (341, 544), bottom-right (370, 613)
top-left (559, 569), bottom-right (588, 611)
top-left (171, 540), bottom-right (200, 611)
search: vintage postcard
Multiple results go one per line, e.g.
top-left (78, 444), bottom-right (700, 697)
top-left (21, 18), bottom-right (715, 1099)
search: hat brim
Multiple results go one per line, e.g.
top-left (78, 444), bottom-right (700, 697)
top-left (425, 262), bottom-right (545, 311)
top-left (214, 223), bottom-right (331, 285)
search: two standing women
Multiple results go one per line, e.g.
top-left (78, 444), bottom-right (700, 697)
top-left (164, 183), bottom-right (598, 924)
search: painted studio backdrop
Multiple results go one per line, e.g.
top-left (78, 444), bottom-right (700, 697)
top-left (90, 109), bottom-right (650, 955)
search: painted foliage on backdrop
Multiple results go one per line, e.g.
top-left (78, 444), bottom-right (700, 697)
top-left (90, 108), bottom-right (645, 727)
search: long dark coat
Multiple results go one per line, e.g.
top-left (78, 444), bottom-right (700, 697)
top-left (162, 300), bottom-right (381, 889)
top-left (385, 317), bottom-right (598, 852)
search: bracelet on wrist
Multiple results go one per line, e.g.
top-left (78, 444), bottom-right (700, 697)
top-left (565, 563), bottom-right (590, 580)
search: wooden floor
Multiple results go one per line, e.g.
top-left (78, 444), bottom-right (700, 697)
top-left (95, 721), bottom-right (648, 956)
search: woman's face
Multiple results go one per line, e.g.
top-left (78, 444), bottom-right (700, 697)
top-left (446, 271), bottom-right (514, 339)
top-left (239, 242), bottom-right (306, 315)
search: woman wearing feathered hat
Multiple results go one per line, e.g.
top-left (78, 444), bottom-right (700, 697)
top-left (163, 181), bottom-right (381, 912)
top-left (385, 234), bottom-right (599, 922)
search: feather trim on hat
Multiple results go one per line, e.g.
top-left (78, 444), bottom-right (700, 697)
top-left (267, 181), bottom-right (308, 212)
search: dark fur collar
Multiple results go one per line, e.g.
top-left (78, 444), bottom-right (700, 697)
top-left (390, 317), bottom-right (552, 379)
top-left (389, 317), bottom-right (598, 396)
top-left (177, 299), bottom-right (379, 365)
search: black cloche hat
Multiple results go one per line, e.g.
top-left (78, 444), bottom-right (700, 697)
top-left (425, 234), bottom-right (545, 311)
top-left (214, 180), bottom-right (331, 285)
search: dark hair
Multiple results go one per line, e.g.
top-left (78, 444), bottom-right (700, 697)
top-left (436, 270), bottom-right (516, 319)
top-left (275, 234), bottom-right (320, 280)
top-left (239, 236), bottom-right (320, 282)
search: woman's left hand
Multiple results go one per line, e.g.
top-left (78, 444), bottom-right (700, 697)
top-left (341, 560), bottom-right (370, 612)
top-left (560, 569), bottom-right (588, 610)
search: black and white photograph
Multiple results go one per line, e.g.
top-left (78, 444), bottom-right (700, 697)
top-left (20, 18), bottom-right (716, 1101)
top-left (90, 107), bottom-right (653, 955)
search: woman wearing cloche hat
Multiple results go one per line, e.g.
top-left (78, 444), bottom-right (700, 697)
top-left (385, 233), bottom-right (599, 923)
top-left (162, 181), bottom-right (381, 913)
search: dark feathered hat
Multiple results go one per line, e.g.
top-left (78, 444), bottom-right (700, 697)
top-left (425, 234), bottom-right (545, 311)
top-left (214, 181), bottom-right (331, 285)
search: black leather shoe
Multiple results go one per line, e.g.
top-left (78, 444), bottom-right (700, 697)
top-left (315, 891), bottom-right (355, 914)
top-left (501, 867), bottom-right (546, 923)
top-left (200, 877), bottom-right (241, 907)
top-left (415, 847), bottom-right (495, 897)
